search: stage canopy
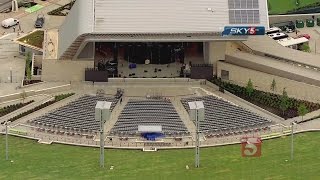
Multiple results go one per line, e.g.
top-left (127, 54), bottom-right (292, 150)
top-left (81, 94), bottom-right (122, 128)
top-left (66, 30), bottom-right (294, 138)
top-left (138, 125), bottom-right (162, 133)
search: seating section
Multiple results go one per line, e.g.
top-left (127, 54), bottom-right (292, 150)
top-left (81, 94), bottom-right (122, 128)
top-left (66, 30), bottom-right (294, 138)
top-left (111, 99), bottom-right (188, 135)
top-left (181, 96), bottom-right (272, 134)
top-left (31, 95), bottom-right (118, 133)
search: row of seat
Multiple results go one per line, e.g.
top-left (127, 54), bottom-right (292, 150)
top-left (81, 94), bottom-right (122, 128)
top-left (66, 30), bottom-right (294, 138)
top-left (30, 95), bottom-right (118, 132)
top-left (181, 95), bottom-right (272, 132)
top-left (111, 99), bottom-right (188, 134)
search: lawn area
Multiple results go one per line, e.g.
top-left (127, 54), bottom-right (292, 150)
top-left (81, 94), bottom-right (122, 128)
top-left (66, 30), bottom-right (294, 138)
top-left (268, 0), bottom-right (320, 15)
top-left (17, 30), bottom-right (44, 49)
top-left (0, 132), bottom-right (320, 179)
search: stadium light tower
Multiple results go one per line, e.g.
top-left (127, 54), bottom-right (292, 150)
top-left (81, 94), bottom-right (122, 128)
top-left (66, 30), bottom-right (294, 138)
top-left (188, 101), bottom-right (204, 168)
top-left (95, 101), bottom-right (112, 168)
top-left (4, 121), bottom-right (11, 160)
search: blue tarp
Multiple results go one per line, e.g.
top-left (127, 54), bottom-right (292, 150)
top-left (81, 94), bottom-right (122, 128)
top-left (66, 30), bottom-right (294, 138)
top-left (141, 133), bottom-right (164, 141)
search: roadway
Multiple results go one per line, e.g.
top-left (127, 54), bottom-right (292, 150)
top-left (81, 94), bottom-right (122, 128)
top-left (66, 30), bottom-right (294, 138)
top-left (0, 0), bottom-right (69, 89)
top-left (0, 0), bottom-right (68, 35)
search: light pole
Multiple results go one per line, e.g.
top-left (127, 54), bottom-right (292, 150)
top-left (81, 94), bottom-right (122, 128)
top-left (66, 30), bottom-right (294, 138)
top-left (291, 121), bottom-right (296, 161)
top-left (188, 101), bottom-right (204, 168)
top-left (5, 121), bottom-right (11, 161)
top-left (10, 67), bottom-right (12, 83)
top-left (95, 101), bottom-right (112, 168)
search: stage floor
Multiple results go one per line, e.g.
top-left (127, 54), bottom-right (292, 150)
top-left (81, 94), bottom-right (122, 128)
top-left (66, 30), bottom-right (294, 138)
top-left (117, 57), bottom-right (204, 78)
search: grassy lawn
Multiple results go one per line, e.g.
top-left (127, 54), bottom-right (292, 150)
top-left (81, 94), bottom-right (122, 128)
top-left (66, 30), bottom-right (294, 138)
top-left (268, 0), bottom-right (320, 15)
top-left (0, 132), bottom-right (320, 179)
top-left (17, 30), bottom-right (44, 49)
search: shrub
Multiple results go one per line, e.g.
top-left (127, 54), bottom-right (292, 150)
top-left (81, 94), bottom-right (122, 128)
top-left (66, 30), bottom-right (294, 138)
top-left (0, 101), bottom-right (34, 117)
top-left (210, 77), bottom-right (320, 119)
top-left (3, 93), bottom-right (75, 123)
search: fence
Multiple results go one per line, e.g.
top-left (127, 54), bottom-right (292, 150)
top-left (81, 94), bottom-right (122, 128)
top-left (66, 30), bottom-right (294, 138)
top-left (1, 123), bottom-right (305, 150)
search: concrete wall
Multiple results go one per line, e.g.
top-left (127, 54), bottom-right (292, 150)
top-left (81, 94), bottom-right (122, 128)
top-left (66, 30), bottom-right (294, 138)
top-left (41, 59), bottom-right (94, 82)
top-left (269, 13), bottom-right (320, 25)
top-left (208, 41), bottom-right (226, 74)
top-left (217, 61), bottom-right (320, 103)
top-left (19, 45), bottom-right (43, 55)
top-left (77, 42), bottom-right (94, 59)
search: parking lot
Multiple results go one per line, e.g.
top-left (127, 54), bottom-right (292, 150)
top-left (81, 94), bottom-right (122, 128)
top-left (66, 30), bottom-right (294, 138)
top-left (287, 26), bottom-right (320, 54)
top-left (0, 0), bottom-right (69, 91)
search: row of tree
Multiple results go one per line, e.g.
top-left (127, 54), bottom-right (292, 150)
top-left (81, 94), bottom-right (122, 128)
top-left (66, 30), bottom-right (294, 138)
top-left (214, 78), bottom-right (315, 120)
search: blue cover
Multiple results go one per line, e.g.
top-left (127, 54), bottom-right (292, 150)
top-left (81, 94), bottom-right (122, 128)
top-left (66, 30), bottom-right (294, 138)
top-left (142, 133), bottom-right (164, 141)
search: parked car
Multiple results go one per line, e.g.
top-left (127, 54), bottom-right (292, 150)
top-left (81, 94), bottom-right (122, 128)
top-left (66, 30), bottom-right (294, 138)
top-left (35, 15), bottom-right (45, 28)
top-left (297, 34), bottom-right (311, 40)
top-left (1, 18), bottom-right (19, 28)
top-left (286, 28), bottom-right (294, 33)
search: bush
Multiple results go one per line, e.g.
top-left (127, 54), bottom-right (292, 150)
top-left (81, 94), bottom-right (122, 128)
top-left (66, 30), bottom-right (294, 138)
top-left (47, 1), bottom-right (76, 16)
top-left (3, 93), bottom-right (75, 123)
top-left (0, 101), bottom-right (34, 117)
top-left (210, 77), bottom-right (320, 119)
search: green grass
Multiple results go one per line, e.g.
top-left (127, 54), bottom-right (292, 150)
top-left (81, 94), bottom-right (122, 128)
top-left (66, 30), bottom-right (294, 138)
top-left (25, 5), bottom-right (44, 13)
top-left (0, 132), bottom-right (320, 179)
top-left (18, 30), bottom-right (44, 49)
top-left (268, 0), bottom-right (320, 15)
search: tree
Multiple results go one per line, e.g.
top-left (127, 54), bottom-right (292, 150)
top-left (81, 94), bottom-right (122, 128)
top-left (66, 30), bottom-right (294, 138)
top-left (300, 43), bottom-right (311, 53)
top-left (245, 79), bottom-right (254, 97)
top-left (270, 78), bottom-right (276, 92)
top-left (279, 88), bottom-right (290, 116)
top-left (298, 103), bottom-right (309, 122)
top-left (20, 90), bottom-right (27, 103)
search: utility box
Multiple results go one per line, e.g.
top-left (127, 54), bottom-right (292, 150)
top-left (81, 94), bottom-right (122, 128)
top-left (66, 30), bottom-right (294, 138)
top-left (306, 19), bottom-right (314, 27)
top-left (296, 20), bottom-right (304, 28)
top-left (317, 17), bottom-right (320, 26)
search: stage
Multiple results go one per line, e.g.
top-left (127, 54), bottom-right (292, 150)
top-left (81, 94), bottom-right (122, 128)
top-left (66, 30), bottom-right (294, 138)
top-left (94, 42), bottom-right (205, 78)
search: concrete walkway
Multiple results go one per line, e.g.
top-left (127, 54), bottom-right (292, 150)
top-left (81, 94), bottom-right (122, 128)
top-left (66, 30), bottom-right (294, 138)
top-left (172, 97), bottom-right (196, 137)
top-left (0, 94), bottom-right (53, 124)
top-left (104, 97), bottom-right (126, 134)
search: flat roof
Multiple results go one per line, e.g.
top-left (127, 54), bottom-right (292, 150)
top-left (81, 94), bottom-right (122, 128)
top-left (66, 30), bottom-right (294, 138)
top-left (93, 0), bottom-right (268, 34)
top-left (243, 35), bottom-right (320, 69)
top-left (58, 0), bottom-right (269, 59)
top-left (277, 37), bottom-right (308, 47)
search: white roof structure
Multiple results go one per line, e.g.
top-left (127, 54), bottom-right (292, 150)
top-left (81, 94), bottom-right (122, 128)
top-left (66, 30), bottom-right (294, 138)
top-left (58, 0), bottom-right (269, 59)
top-left (277, 37), bottom-right (309, 47)
top-left (138, 125), bottom-right (162, 133)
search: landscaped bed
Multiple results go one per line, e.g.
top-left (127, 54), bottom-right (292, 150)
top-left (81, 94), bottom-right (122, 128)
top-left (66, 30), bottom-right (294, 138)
top-left (211, 77), bottom-right (320, 119)
top-left (0, 101), bottom-right (34, 117)
top-left (1, 93), bottom-right (74, 124)
top-left (47, 0), bottom-right (76, 16)
top-left (17, 30), bottom-right (44, 49)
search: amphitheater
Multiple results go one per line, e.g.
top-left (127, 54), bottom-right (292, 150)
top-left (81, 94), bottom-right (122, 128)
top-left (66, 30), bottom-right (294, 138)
top-left (0, 79), bottom-right (299, 150)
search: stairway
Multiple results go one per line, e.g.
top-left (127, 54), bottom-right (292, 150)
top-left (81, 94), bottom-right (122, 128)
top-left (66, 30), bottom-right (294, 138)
top-left (172, 98), bottom-right (196, 138)
top-left (104, 97), bottom-right (128, 134)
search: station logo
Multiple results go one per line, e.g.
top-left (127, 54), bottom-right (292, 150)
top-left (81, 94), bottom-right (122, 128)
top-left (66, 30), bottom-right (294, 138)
top-left (222, 26), bottom-right (265, 36)
top-left (241, 137), bottom-right (262, 157)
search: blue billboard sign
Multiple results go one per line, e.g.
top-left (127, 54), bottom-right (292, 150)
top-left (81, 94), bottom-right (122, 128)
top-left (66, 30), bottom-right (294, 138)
top-left (222, 26), bottom-right (265, 36)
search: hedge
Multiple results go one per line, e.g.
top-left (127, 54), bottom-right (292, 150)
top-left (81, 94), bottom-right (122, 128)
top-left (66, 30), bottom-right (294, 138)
top-left (2, 93), bottom-right (75, 124)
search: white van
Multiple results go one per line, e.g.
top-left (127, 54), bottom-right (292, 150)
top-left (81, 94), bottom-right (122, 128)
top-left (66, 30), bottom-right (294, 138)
top-left (1, 18), bottom-right (19, 28)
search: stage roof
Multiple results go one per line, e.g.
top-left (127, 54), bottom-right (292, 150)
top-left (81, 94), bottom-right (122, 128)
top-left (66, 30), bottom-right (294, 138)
top-left (58, 0), bottom-right (269, 59)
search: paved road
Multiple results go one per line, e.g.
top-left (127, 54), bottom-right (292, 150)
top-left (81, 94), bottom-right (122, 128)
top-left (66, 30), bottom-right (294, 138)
top-left (0, 33), bottom-right (25, 84)
top-left (0, 0), bottom-right (68, 89)
top-left (0, 0), bottom-right (67, 34)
